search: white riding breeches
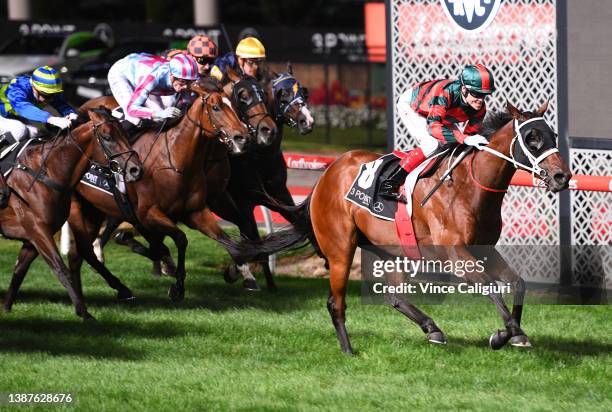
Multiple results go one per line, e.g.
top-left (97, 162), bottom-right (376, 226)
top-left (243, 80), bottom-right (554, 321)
top-left (0, 116), bottom-right (40, 141)
top-left (397, 89), bottom-right (439, 156)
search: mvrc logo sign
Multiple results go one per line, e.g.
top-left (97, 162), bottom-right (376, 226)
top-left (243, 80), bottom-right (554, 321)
top-left (440, 0), bottom-right (502, 33)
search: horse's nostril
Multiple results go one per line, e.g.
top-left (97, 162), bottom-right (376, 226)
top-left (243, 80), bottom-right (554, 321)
top-left (129, 166), bottom-right (141, 177)
top-left (554, 172), bottom-right (569, 185)
top-left (259, 127), bottom-right (271, 137)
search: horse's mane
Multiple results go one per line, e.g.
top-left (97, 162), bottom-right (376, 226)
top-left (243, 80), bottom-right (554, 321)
top-left (197, 76), bottom-right (223, 92)
top-left (481, 110), bottom-right (513, 138)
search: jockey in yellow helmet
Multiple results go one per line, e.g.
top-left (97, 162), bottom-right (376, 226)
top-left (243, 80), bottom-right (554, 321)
top-left (210, 36), bottom-right (266, 82)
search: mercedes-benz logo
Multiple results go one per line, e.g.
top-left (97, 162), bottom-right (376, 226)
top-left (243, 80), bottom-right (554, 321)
top-left (373, 202), bottom-right (384, 213)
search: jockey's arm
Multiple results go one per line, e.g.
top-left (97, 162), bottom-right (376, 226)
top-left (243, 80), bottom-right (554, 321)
top-left (426, 98), bottom-right (467, 144)
top-left (7, 86), bottom-right (52, 123)
top-left (463, 105), bottom-right (486, 136)
top-left (49, 94), bottom-right (77, 118)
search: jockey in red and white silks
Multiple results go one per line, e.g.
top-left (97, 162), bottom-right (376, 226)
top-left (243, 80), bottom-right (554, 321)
top-left (107, 52), bottom-right (199, 125)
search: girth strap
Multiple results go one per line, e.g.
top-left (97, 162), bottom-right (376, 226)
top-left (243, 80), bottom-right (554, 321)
top-left (11, 162), bottom-right (66, 193)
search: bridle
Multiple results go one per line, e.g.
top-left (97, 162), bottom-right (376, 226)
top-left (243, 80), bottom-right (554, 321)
top-left (476, 116), bottom-right (559, 179)
top-left (271, 73), bottom-right (307, 127)
top-left (89, 119), bottom-right (139, 174)
top-left (185, 92), bottom-right (233, 146)
top-left (231, 77), bottom-right (273, 136)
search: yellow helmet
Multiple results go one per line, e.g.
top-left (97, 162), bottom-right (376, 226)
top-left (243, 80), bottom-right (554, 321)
top-left (31, 66), bottom-right (63, 94)
top-left (235, 37), bottom-right (266, 59)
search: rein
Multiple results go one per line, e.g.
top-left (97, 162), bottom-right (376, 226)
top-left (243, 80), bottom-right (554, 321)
top-left (469, 116), bottom-right (559, 192)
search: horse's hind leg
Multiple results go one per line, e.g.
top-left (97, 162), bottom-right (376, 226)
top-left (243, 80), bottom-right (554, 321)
top-left (30, 226), bottom-right (94, 320)
top-left (384, 290), bottom-right (446, 344)
top-left (3, 242), bottom-right (38, 313)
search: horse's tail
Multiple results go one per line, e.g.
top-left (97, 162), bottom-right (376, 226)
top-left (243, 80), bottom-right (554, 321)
top-left (220, 194), bottom-right (315, 263)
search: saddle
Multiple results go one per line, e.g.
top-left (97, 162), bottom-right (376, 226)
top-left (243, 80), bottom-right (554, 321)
top-left (0, 137), bottom-right (47, 177)
top-left (345, 143), bottom-right (460, 258)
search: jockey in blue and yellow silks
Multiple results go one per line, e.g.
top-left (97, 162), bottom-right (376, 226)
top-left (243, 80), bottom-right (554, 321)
top-left (379, 64), bottom-right (496, 201)
top-left (0, 66), bottom-right (78, 207)
top-left (0, 66), bottom-right (77, 145)
top-left (210, 37), bottom-right (266, 83)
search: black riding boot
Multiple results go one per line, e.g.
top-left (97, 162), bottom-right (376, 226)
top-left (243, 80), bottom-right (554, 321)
top-left (379, 166), bottom-right (409, 200)
top-left (0, 172), bottom-right (9, 208)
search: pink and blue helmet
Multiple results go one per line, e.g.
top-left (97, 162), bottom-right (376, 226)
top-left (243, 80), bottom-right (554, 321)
top-left (169, 54), bottom-right (199, 80)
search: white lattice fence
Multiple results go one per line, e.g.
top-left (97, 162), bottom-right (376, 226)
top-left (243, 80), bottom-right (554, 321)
top-left (571, 149), bottom-right (612, 288)
top-left (389, 0), bottom-right (561, 282)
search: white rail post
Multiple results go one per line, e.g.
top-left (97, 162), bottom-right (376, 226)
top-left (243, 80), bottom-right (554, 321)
top-left (260, 205), bottom-right (276, 273)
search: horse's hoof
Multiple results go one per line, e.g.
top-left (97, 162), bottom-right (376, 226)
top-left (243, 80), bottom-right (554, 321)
top-left (427, 331), bottom-right (447, 345)
top-left (82, 313), bottom-right (97, 323)
top-left (510, 335), bottom-right (532, 348)
top-left (151, 261), bottom-right (162, 277)
top-left (489, 330), bottom-right (511, 350)
top-left (243, 278), bottom-right (261, 291)
top-left (168, 285), bottom-right (185, 302)
top-left (161, 260), bottom-right (177, 277)
top-left (117, 289), bottom-right (135, 301)
top-left (223, 266), bottom-right (239, 284)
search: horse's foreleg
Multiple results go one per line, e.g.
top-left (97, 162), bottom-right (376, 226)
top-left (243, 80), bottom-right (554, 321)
top-left (3, 242), bottom-right (38, 313)
top-left (210, 193), bottom-right (261, 290)
top-left (186, 206), bottom-right (259, 289)
top-left (384, 287), bottom-right (446, 344)
top-left (484, 249), bottom-right (530, 347)
top-left (142, 207), bottom-right (187, 302)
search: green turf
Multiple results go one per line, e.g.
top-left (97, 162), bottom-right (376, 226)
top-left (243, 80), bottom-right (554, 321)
top-left (281, 126), bottom-right (387, 154)
top-left (0, 229), bottom-right (610, 411)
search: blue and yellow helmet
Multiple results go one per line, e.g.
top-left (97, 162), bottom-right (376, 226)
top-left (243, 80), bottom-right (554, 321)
top-left (31, 66), bottom-right (63, 94)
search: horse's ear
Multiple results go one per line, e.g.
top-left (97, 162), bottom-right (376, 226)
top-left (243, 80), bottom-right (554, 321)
top-left (536, 100), bottom-right (549, 115)
top-left (506, 101), bottom-right (522, 119)
top-left (287, 62), bottom-right (293, 75)
top-left (87, 108), bottom-right (103, 123)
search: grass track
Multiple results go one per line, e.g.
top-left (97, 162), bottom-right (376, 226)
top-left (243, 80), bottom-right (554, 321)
top-left (0, 228), bottom-right (610, 411)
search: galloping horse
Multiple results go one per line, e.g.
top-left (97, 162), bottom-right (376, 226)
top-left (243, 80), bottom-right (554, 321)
top-left (1, 108), bottom-right (143, 320)
top-left (231, 102), bottom-right (572, 354)
top-left (69, 79), bottom-right (250, 301)
top-left (92, 69), bottom-right (279, 279)
top-left (210, 67), bottom-right (315, 291)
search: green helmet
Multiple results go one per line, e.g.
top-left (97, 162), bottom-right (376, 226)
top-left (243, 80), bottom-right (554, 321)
top-left (460, 64), bottom-right (495, 95)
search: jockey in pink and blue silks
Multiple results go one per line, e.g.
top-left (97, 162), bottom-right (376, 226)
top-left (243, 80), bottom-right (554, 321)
top-left (107, 52), bottom-right (200, 126)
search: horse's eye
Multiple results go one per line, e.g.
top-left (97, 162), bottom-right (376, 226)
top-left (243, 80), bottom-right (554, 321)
top-left (525, 130), bottom-right (543, 151)
top-left (212, 104), bottom-right (221, 112)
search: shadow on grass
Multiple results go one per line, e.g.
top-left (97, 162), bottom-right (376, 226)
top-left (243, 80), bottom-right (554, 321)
top-left (0, 317), bottom-right (187, 360)
top-left (3, 273), bottom-right (344, 314)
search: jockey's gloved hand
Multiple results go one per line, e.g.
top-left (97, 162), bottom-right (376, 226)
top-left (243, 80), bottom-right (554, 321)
top-left (463, 134), bottom-right (489, 148)
top-left (47, 116), bottom-right (72, 129)
top-left (66, 113), bottom-right (79, 123)
top-left (153, 107), bottom-right (182, 121)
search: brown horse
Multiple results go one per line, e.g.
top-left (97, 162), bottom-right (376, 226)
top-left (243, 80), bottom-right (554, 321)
top-left (232, 102), bottom-right (572, 354)
top-left (91, 70), bottom-right (278, 279)
top-left (1, 108), bottom-right (143, 320)
top-left (68, 79), bottom-right (250, 302)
